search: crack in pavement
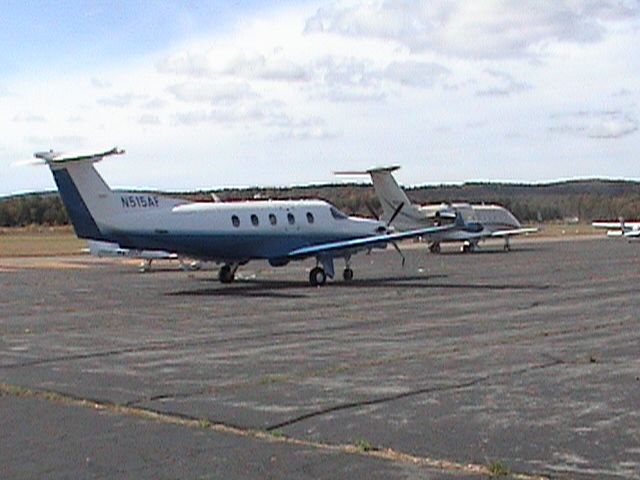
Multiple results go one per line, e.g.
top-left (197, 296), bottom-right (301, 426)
top-left (0, 383), bottom-right (548, 480)
top-left (0, 319), bottom-right (394, 369)
top-left (264, 359), bottom-right (564, 431)
top-left (121, 316), bottom-right (630, 407)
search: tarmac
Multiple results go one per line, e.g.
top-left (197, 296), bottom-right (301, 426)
top-left (1, 237), bottom-right (639, 479)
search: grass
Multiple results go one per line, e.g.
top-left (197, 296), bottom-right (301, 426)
top-left (487, 460), bottom-right (510, 476)
top-left (354, 438), bottom-right (375, 452)
top-left (0, 227), bottom-right (84, 257)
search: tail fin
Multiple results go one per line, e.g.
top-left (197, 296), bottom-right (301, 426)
top-left (35, 148), bottom-right (124, 240)
top-left (336, 166), bottom-right (422, 226)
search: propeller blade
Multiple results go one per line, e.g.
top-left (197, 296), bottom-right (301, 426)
top-left (391, 241), bottom-right (406, 267)
top-left (387, 201), bottom-right (404, 227)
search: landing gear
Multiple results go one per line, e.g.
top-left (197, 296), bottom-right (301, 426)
top-left (139, 259), bottom-right (152, 273)
top-left (504, 238), bottom-right (511, 252)
top-left (461, 242), bottom-right (476, 253)
top-left (309, 266), bottom-right (327, 286)
top-left (429, 242), bottom-right (441, 254)
top-left (218, 263), bottom-right (238, 283)
top-left (343, 267), bottom-right (354, 282)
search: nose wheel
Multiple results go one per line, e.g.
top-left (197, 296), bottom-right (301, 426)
top-left (309, 266), bottom-right (327, 286)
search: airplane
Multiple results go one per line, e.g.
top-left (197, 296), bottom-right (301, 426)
top-left (592, 218), bottom-right (640, 240)
top-left (33, 148), bottom-right (463, 286)
top-left (85, 240), bottom-right (202, 272)
top-left (337, 166), bottom-right (538, 253)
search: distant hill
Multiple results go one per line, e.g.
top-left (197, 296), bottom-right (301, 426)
top-left (2, 178), bottom-right (640, 227)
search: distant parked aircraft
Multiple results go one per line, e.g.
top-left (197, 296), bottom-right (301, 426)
top-left (35, 148), bottom-right (463, 285)
top-left (85, 240), bottom-right (201, 272)
top-left (337, 166), bottom-right (538, 253)
top-left (592, 218), bottom-right (640, 240)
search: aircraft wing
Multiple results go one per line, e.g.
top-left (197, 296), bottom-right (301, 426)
top-left (624, 230), bottom-right (640, 238)
top-left (287, 223), bottom-right (456, 259)
top-left (490, 227), bottom-right (539, 238)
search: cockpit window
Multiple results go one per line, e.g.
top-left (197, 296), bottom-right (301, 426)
top-left (330, 206), bottom-right (348, 220)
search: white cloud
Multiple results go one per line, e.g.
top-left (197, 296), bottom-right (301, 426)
top-left (2, 1), bottom-right (640, 195)
top-left (550, 110), bottom-right (638, 139)
top-left (305, 0), bottom-right (640, 59)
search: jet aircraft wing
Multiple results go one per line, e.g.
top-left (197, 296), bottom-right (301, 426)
top-left (287, 223), bottom-right (457, 259)
top-left (490, 227), bottom-right (539, 238)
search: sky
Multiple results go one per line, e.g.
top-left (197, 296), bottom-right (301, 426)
top-left (1, 0), bottom-right (640, 195)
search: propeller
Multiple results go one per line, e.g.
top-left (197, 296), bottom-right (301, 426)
top-left (387, 201), bottom-right (404, 227)
top-left (390, 241), bottom-right (406, 267)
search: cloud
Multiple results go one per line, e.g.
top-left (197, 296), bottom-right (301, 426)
top-left (305, 1), bottom-right (640, 59)
top-left (382, 61), bottom-right (450, 88)
top-left (550, 110), bottom-right (638, 139)
top-left (476, 69), bottom-right (531, 96)
top-left (167, 81), bottom-right (258, 105)
top-left (91, 78), bottom-right (112, 89)
top-left (13, 113), bottom-right (46, 123)
top-left (97, 93), bottom-right (139, 107)
top-left (138, 114), bottom-right (161, 125)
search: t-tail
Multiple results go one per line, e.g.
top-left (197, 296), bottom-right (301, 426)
top-left (336, 166), bottom-right (423, 228)
top-left (34, 147), bottom-right (185, 242)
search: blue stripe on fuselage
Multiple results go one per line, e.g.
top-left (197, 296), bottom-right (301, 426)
top-left (111, 231), bottom-right (364, 261)
top-left (51, 168), bottom-right (106, 240)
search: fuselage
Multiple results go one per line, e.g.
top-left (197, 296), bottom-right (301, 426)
top-left (101, 196), bottom-right (385, 262)
top-left (390, 202), bottom-right (521, 242)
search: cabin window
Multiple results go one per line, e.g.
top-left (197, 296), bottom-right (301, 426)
top-left (231, 215), bottom-right (240, 227)
top-left (269, 213), bottom-right (277, 225)
top-left (306, 212), bottom-right (315, 224)
top-left (251, 214), bottom-right (259, 226)
top-left (330, 206), bottom-right (348, 220)
top-left (287, 212), bottom-right (295, 225)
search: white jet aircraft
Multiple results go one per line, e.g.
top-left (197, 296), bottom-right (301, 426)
top-left (337, 166), bottom-right (538, 253)
top-left (592, 218), bottom-right (640, 240)
top-left (85, 240), bottom-right (202, 272)
top-left (35, 148), bottom-right (462, 286)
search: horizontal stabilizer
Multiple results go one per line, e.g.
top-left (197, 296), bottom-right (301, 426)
top-left (34, 147), bottom-right (124, 164)
top-left (334, 165), bottom-right (401, 176)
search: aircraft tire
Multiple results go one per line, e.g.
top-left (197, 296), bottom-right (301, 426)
top-left (309, 267), bottom-right (327, 286)
top-left (343, 268), bottom-right (354, 282)
top-left (219, 265), bottom-right (235, 283)
top-left (429, 243), bottom-right (441, 254)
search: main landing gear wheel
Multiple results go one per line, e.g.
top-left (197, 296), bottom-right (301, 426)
top-left (429, 243), bottom-right (441, 254)
top-left (343, 267), bottom-right (354, 282)
top-left (461, 243), bottom-right (476, 253)
top-left (219, 264), bottom-right (235, 283)
top-left (504, 243), bottom-right (511, 252)
top-left (309, 266), bottom-right (327, 286)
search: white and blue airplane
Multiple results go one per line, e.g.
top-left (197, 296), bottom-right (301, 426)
top-left (338, 166), bottom-right (538, 253)
top-left (34, 148), bottom-right (462, 286)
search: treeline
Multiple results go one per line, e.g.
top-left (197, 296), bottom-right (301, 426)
top-left (3, 179), bottom-right (640, 227)
top-left (0, 193), bottom-right (68, 227)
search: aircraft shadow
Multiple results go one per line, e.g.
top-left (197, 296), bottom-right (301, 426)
top-left (168, 274), bottom-right (551, 297)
